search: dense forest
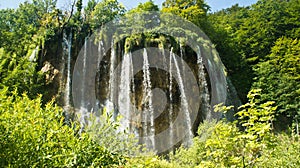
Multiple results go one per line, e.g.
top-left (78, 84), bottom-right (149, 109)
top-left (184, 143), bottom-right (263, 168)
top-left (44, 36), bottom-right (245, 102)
top-left (0, 0), bottom-right (299, 167)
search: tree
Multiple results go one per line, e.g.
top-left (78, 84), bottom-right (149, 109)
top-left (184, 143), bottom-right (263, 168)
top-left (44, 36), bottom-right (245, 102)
top-left (0, 0), bottom-right (59, 56)
top-left (0, 9), bottom-right (16, 51)
top-left (208, 0), bottom-right (300, 103)
top-left (233, 0), bottom-right (299, 64)
top-left (162, 0), bottom-right (209, 30)
top-left (84, 0), bottom-right (97, 23)
top-left (127, 0), bottom-right (159, 14)
top-left (253, 37), bottom-right (300, 130)
top-left (208, 5), bottom-right (252, 102)
top-left (124, 0), bottom-right (160, 35)
top-left (90, 0), bottom-right (126, 29)
top-left (0, 48), bottom-right (45, 98)
top-left (0, 1), bottom-right (63, 98)
top-left (171, 89), bottom-right (277, 167)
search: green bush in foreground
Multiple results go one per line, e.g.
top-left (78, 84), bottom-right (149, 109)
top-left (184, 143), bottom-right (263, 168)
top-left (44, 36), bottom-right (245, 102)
top-left (0, 88), bottom-right (124, 167)
top-left (169, 89), bottom-right (299, 168)
top-left (257, 134), bottom-right (300, 168)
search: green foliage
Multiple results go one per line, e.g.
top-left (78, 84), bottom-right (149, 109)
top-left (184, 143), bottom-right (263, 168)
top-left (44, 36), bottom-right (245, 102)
top-left (162, 0), bottom-right (209, 31)
top-left (209, 0), bottom-right (300, 102)
top-left (253, 37), bottom-right (300, 126)
top-left (257, 134), bottom-right (300, 167)
top-left (236, 89), bottom-right (276, 140)
top-left (125, 155), bottom-right (179, 168)
top-left (166, 89), bottom-right (299, 167)
top-left (123, 1), bottom-right (160, 43)
top-left (162, 0), bottom-right (209, 20)
top-left (171, 119), bottom-right (244, 167)
top-left (0, 8), bottom-right (15, 50)
top-left (73, 0), bottom-right (83, 23)
top-left (84, 0), bottom-right (97, 24)
top-left (0, 1), bottom-right (56, 55)
top-left (0, 88), bottom-right (124, 167)
top-left (0, 49), bottom-right (45, 98)
top-left (127, 0), bottom-right (159, 14)
top-left (171, 89), bottom-right (277, 167)
top-left (0, 1), bottom-right (60, 99)
top-left (208, 5), bottom-right (252, 102)
top-left (85, 108), bottom-right (140, 156)
top-left (233, 0), bottom-right (300, 63)
top-left (91, 0), bottom-right (126, 29)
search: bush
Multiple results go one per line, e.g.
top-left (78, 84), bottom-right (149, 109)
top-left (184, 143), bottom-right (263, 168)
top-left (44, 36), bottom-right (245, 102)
top-left (125, 155), bottom-right (179, 168)
top-left (0, 88), bottom-right (124, 167)
top-left (170, 89), bottom-right (278, 167)
top-left (0, 48), bottom-right (45, 99)
top-left (85, 108), bottom-right (140, 156)
top-left (257, 134), bottom-right (300, 167)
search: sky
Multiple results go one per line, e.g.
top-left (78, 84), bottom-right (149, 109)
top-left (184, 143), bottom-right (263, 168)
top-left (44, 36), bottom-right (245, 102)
top-left (0, 0), bottom-right (257, 12)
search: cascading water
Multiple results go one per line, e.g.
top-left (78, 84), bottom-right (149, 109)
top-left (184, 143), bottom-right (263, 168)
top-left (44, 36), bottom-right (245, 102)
top-left (63, 32), bottom-right (72, 108)
top-left (162, 48), bottom-right (168, 70)
top-left (172, 50), bottom-right (193, 147)
top-left (179, 43), bottom-right (186, 82)
top-left (129, 52), bottom-right (136, 133)
top-left (79, 38), bottom-right (88, 132)
top-left (197, 46), bottom-right (211, 120)
top-left (101, 40), bottom-right (117, 118)
top-left (97, 40), bottom-right (104, 94)
top-left (118, 52), bottom-right (132, 132)
top-left (108, 41), bottom-right (116, 102)
top-left (142, 48), bottom-right (155, 150)
top-left (70, 39), bottom-right (230, 154)
top-left (81, 38), bottom-right (88, 109)
top-left (168, 48), bottom-right (174, 150)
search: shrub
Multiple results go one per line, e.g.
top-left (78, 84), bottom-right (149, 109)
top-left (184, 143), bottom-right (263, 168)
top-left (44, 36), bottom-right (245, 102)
top-left (258, 133), bottom-right (300, 167)
top-left (171, 89), bottom-right (277, 167)
top-left (0, 88), bottom-right (124, 167)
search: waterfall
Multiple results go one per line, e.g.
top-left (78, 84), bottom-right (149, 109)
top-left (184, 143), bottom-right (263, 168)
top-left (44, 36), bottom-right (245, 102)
top-left (129, 52), bottom-right (136, 133)
top-left (108, 41), bottom-right (116, 102)
top-left (63, 32), bottom-right (72, 108)
top-left (78, 38), bottom-right (88, 133)
top-left (197, 46), bottom-right (211, 120)
top-left (81, 38), bottom-right (88, 109)
top-left (180, 43), bottom-right (186, 82)
top-left (118, 52), bottom-right (132, 132)
top-left (172, 50), bottom-right (193, 147)
top-left (142, 48), bottom-right (155, 150)
top-left (161, 48), bottom-right (168, 70)
top-left (97, 40), bottom-right (104, 97)
top-left (98, 41), bottom-right (103, 67)
top-left (169, 48), bottom-right (174, 149)
top-left (69, 37), bottom-right (229, 154)
top-left (95, 40), bottom-right (102, 114)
